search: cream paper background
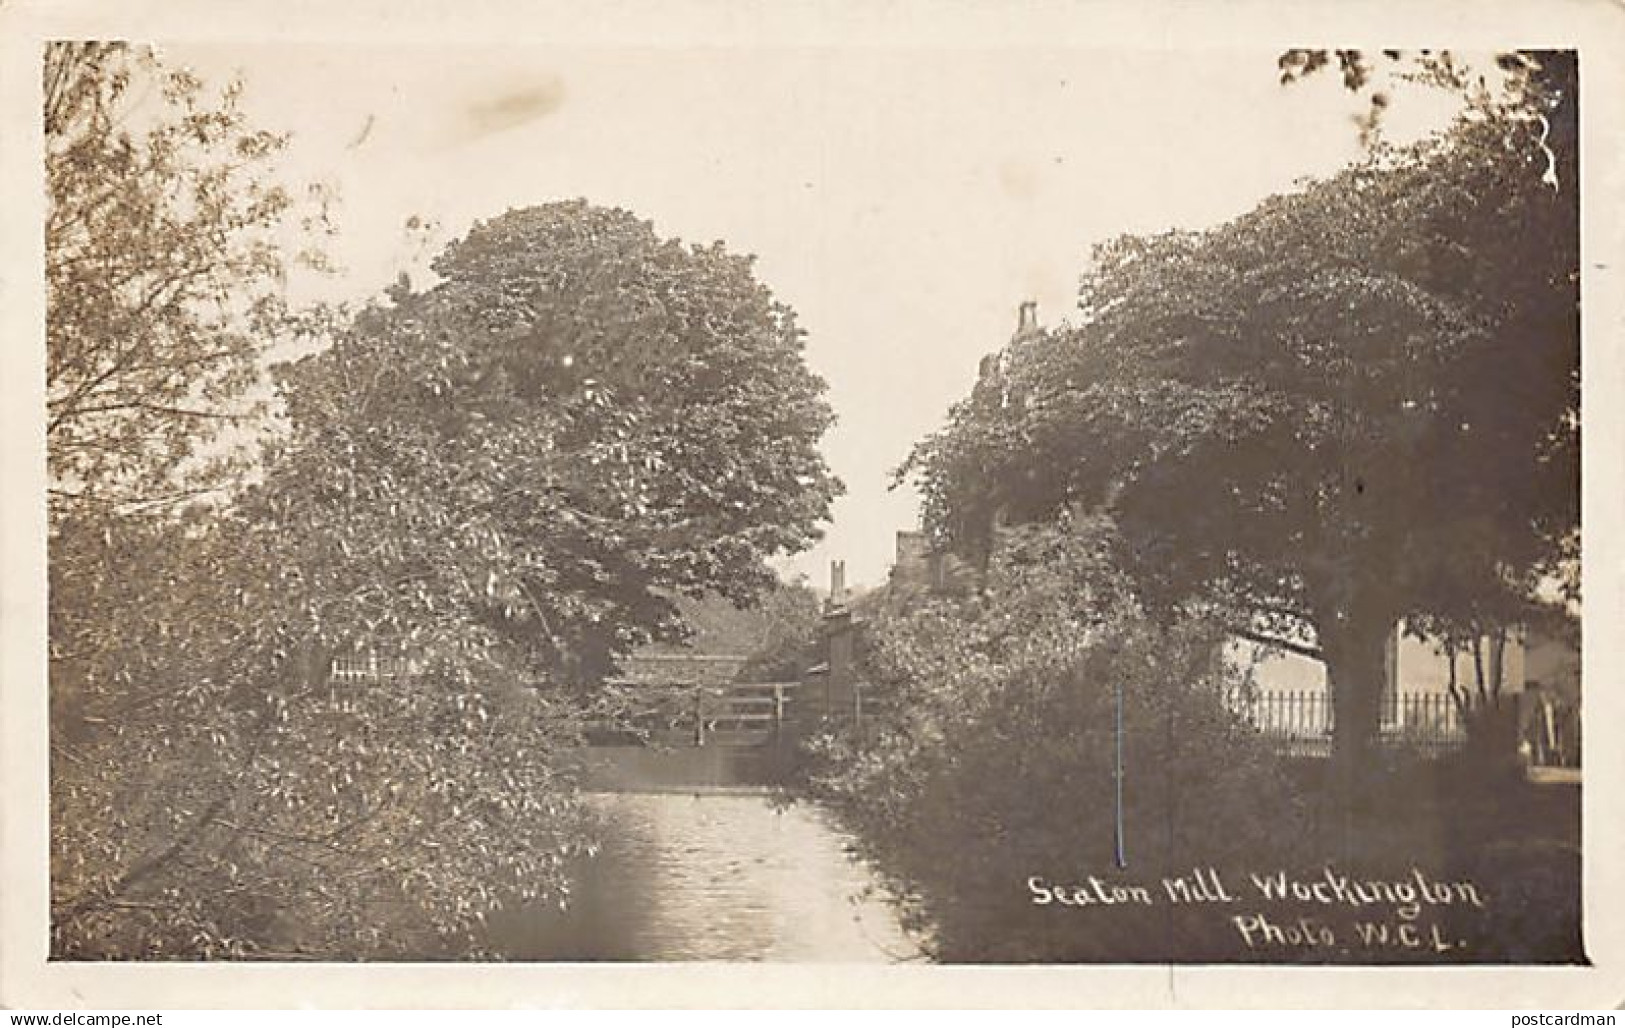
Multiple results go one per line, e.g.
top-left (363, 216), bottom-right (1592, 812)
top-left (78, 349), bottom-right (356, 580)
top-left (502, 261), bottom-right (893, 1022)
top-left (2, 0), bottom-right (1621, 1009)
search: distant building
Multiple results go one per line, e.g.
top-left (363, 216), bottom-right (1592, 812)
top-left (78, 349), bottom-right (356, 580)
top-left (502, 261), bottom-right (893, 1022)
top-left (802, 560), bottom-right (864, 720)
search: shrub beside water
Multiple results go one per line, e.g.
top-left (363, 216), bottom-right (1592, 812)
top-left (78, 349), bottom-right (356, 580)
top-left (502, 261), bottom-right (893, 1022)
top-left (796, 523), bottom-right (1313, 961)
top-left (791, 518), bottom-right (1583, 962)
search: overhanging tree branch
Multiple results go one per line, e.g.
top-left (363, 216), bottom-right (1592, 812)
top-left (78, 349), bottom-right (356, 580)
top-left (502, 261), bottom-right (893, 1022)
top-left (1228, 626), bottom-right (1324, 662)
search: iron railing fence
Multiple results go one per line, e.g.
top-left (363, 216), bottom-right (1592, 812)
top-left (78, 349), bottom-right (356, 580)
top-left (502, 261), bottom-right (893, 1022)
top-left (1223, 688), bottom-right (1471, 759)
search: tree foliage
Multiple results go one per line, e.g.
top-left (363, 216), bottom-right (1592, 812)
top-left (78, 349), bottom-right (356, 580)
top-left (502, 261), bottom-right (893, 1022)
top-left (263, 201), bottom-right (840, 686)
top-left (52, 508), bottom-right (589, 958)
top-left (41, 43), bottom-right (375, 957)
top-left (45, 42), bottom-right (326, 521)
top-left (900, 59), bottom-right (1578, 776)
top-left (1278, 49), bottom-right (1576, 168)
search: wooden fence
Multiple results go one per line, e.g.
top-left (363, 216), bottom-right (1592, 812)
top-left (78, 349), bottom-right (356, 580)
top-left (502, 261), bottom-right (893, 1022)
top-left (688, 680), bottom-right (799, 746)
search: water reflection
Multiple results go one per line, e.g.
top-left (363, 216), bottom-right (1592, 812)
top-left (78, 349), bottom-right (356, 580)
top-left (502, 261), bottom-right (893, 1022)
top-left (489, 791), bottom-right (923, 962)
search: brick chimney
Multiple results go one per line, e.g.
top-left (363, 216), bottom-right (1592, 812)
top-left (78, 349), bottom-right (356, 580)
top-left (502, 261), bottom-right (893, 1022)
top-left (828, 559), bottom-right (846, 609)
top-left (1015, 300), bottom-right (1040, 341)
top-left (892, 531), bottom-right (931, 588)
top-left (810, 558), bottom-right (856, 717)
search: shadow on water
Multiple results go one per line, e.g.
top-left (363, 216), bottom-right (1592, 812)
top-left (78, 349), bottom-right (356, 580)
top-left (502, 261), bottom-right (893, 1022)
top-left (485, 746), bottom-right (925, 962)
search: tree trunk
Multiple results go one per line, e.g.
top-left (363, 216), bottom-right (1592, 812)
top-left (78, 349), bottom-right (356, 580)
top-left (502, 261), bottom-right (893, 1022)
top-left (1472, 635), bottom-right (1488, 704)
top-left (1326, 625), bottom-right (1387, 776)
top-left (1488, 630), bottom-right (1505, 699)
top-left (1445, 642), bottom-right (1467, 718)
top-left (1321, 613), bottom-right (1393, 852)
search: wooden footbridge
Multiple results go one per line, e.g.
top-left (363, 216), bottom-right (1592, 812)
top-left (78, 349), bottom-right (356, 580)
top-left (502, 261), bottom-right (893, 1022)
top-left (585, 649), bottom-right (870, 752)
top-left (571, 655), bottom-right (868, 790)
top-left (598, 678), bottom-right (805, 749)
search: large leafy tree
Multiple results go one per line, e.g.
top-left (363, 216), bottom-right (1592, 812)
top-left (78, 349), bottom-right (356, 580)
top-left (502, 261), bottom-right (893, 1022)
top-left (902, 57), bottom-right (1577, 788)
top-left (42, 43), bottom-right (355, 956)
top-left (261, 201), bottom-right (841, 686)
top-left (1284, 48), bottom-right (1581, 730)
top-left (51, 196), bottom-right (842, 957)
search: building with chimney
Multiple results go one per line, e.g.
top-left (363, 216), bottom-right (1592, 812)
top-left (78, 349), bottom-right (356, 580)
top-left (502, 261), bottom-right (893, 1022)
top-left (800, 560), bottom-right (865, 721)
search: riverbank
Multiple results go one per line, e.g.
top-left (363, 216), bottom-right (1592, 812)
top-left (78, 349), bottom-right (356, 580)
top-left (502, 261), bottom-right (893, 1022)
top-left (804, 753), bottom-right (1583, 964)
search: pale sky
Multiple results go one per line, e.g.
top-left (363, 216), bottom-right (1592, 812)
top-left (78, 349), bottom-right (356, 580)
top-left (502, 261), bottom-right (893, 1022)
top-left (164, 44), bottom-right (1465, 589)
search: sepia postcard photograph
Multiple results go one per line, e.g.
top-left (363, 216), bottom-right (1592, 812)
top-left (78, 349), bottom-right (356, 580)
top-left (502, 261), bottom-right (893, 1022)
top-left (2, 0), bottom-right (1623, 1011)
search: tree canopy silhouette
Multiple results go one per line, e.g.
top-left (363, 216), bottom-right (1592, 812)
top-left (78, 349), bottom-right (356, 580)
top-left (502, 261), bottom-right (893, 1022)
top-left (901, 63), bottom-right (1577, 785)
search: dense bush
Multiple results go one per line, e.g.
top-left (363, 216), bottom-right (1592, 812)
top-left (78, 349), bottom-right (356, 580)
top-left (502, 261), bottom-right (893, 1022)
top-left (794, 522), bottom-right (1583, 961)
top-left (797, 520), bottom-right (1311, 961)
top-left (50, 509), bottom-right (594, 960)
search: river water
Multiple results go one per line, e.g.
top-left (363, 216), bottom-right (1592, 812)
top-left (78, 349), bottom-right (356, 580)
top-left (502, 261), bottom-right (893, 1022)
top-left (487, 790), bottom-right (925, 962)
